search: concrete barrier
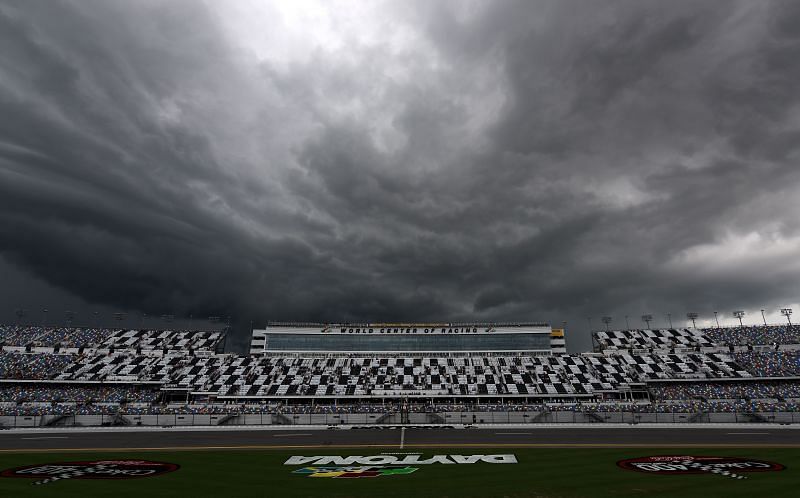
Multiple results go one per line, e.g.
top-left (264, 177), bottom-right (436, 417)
top-left (1, 411), bottom-right (797, 428)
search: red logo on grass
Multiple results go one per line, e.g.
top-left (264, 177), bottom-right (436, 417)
top-left (1, 460), bottom-right (179, 485)
top-left (617, 455), bottom-right (784, 480)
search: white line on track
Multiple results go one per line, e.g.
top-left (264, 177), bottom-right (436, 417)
top-left (495, 432), bottom-right (533, 435)
top-left (21, 436), bottom-right (69, 440)
top-left (272, 434), bottom-right (312, 437)
top-left (400, 427), bottom-right (406, 449)
top-left (727, 432), bottom-right (770, 435)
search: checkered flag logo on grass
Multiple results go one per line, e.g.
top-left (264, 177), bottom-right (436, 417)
top-left (1, 460), bottom-right (179, 485)
top-left (617, 455), bottom-right (785, 479)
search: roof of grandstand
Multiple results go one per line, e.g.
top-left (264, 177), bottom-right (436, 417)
top-left (265, 321), bottom-right (551, 328)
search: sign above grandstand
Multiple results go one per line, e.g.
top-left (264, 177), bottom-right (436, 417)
top-left (617, 456), bottom-right (784, 480)
top-left (1, 460), bottom-right (179, 485)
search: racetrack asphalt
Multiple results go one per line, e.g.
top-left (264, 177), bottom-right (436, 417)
top-left (2, 426), bottom-right (800, 451)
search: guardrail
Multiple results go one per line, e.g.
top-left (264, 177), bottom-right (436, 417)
top-left (1, 411), bottom-right (799, 428)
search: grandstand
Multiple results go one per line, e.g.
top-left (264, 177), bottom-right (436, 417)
top-left (1, 321), bottom-right (800, 426)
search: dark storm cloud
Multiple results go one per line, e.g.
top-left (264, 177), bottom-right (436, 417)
top-left (1, 0), bottom-right (800, 351)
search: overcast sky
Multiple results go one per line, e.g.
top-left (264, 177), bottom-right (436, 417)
top-left (1, 0), bottom-right (800, 352)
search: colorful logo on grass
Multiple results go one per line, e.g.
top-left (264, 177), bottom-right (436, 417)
top-left (1, 460), bottom-right (179, 486)
top-left (286, 453), bottom-right (517, 479)
top-left (617, 455), bottom-right (785, 480)
top-left (294, 466), bottom-right (418, 478)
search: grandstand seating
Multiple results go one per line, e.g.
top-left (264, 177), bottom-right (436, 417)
top-left (732, 351), bottom-right (800, 377)
top-left (594, 326), bottom-right (800, 351)
top-left (704, 325), bottom-right (800, 346)
top-left (0, 352), bottom-right (74, 379)
top-left (593, 328), bottom-right (715, 350)
top-left (0, 325), bottom-right (223, 350)
top-left (648, 380), bottom-right (800, 402)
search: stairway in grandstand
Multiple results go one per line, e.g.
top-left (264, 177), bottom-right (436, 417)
top-left (376, 412), bottom-right (396, 424)
top-left (215, 413), bottom-right (240, 426)
top-left (426, 412), bottom-right (445, 423)
top-left (273, 413), bottom-right (292, 425)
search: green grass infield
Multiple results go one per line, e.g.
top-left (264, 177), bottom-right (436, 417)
top-left (1, 447), bottom-right (798, 497)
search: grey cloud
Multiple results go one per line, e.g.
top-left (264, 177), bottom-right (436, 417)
top-left (1, 0), bottom-right (800, 351)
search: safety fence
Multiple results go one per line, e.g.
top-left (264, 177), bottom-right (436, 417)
top-left (1, 410), bottom-right (798, 428)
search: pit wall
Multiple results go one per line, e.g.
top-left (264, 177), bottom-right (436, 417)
top-left (1, 411), bottom-right (799, 428)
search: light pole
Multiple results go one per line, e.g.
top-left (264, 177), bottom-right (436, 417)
top-left (686, 312), bottom-right (699, 329)
top-left (624, 315), bottom-right (630, 329)
top-left (733, 310), bottom-right (745, 328)
top-left (781, 308), bottom-right (793, 327)
top-left (761, 309), bottom-right (767, 326)
top-left (713, 311), bottom-right (720, 328)
top-left (601, 316), bottom-right (612, 331)
top-left (42, 308), bottom-right (49, 326)
top-left (641, 314), bottom-right (653, 329)
top-left (666, 313), bottom-right (673, 329)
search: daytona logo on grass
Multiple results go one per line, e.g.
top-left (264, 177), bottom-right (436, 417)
top-left (286, 454), bottom-right (517, 479)
top-left (617, 455), bottom-right (785, 480)
top-left (293, 465), bottom-right (418, 478)
top-left (0, 460), bottom-right (179, 485)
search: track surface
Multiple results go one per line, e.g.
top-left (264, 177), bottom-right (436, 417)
top-left (2, 427), bottom-right (800, 451)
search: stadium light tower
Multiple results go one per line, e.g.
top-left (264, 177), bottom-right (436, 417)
top-left (781, 308), bottom-right (793, 327)
top-left (666, 313), bottom-right (673, 329)
top-left (641, 314), bottom-right (653, 329)
top-left (761, 309), bottom-right (767, 326)
top-left (686, 312), bottom-right (699, 329)
top-left (713, 311), bottom-right (720, 328)
top-left (624, 315), bottom-right (630, 329)
top-left (733, 310), bottom-right (745, 328)
top-left (601, 316), bottom-right (612, 331)
top-left (42, 308), bottom-right (49, 326)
